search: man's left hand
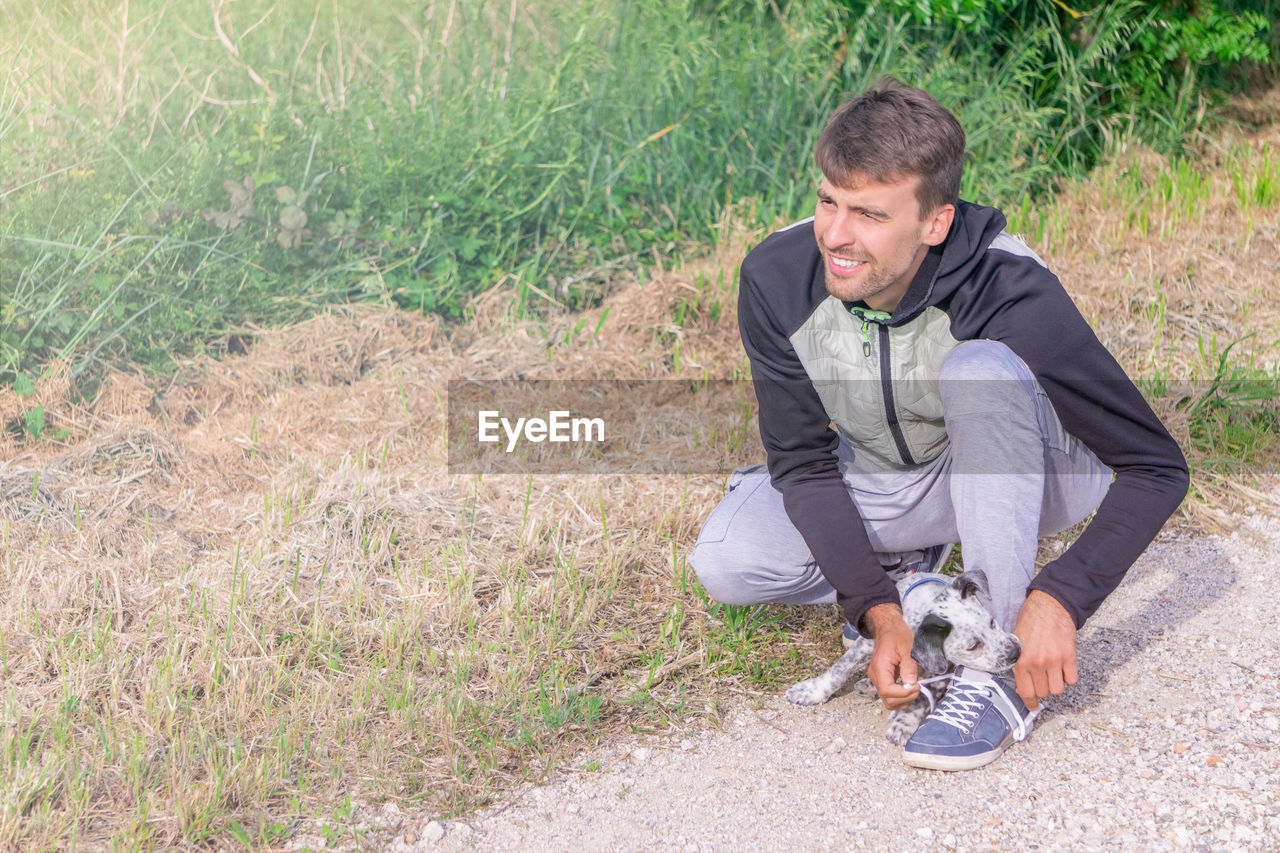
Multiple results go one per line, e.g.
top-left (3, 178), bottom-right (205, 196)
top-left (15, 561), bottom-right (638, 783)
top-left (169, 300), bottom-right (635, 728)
top-left (1012, 590), bottom-right (1078, 710)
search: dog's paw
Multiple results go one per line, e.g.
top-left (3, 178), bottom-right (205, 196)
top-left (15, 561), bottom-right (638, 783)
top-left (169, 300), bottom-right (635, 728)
top-left (884, 701), bottom-right (930, 746)
top-left (784, 678), bottom-right (831, 706)
top-left (852, 677), bottom-right (878, 698)
top-left (884, 714), bottom-right (918, 746)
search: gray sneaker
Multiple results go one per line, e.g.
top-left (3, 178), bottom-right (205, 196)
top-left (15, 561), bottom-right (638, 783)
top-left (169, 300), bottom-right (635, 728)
top-left (885, 542), bottom-right (954, 581)
top-left (842, 543), bottom-right (954, 648)
top-left (841, 620), bottom-right (860, 649)
top-left (902, 666), bottom-right (1037, 771)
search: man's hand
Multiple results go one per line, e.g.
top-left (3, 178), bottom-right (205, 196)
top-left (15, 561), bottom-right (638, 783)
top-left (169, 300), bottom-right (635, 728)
top-left (1012, 590), bottom-right (1078, 710)
top-left (863, 603), bottom-right (920, 711)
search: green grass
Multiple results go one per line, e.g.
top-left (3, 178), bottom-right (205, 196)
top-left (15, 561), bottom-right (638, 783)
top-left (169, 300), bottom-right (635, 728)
top-left (3, 0), bottom-right (1271, 394)
top-left (1179, 335), bottom-right (1279, 476)
top-left (1230, 141), bottom-right (1280, 210)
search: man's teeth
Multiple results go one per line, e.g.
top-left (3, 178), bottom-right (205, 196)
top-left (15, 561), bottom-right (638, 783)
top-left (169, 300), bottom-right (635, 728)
top-left (832, 257), bottom-right (863, 269)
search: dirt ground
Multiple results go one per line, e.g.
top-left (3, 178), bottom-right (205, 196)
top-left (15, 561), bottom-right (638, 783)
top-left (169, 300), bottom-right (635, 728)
top-left (1, 100), bottom-right (1278, 850)
top-left (333, 498), bottom-right (1280, 852)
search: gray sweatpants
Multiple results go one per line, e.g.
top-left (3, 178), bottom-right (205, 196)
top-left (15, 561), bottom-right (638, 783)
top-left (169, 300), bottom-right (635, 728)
top-left (689, 340), bottom-right (1112, 630)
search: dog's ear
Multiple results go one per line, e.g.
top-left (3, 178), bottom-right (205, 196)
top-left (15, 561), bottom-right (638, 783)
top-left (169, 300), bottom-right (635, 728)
top-left (912, 613), bottom-right (951, 674)
top-left (952, 569), bottom-right (990, 601)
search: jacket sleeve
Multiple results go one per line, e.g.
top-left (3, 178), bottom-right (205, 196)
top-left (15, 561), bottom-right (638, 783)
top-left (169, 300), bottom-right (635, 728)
top-left (738, 260), bottom-right (899, 635)
top-left (949, 257), bottom-right (1190, 628)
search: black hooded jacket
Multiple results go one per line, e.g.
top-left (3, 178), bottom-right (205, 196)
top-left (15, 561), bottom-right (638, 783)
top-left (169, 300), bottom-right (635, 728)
top-left (738, 200), bottom-right (1189, 634)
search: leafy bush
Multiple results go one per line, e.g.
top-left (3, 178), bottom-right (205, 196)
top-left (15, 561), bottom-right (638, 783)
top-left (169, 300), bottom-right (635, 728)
top-left (832, 0), bottom-right (1274, 167)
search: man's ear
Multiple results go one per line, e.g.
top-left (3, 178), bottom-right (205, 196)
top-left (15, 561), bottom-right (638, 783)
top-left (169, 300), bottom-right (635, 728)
top-left (922, 203), bottom-right (954, 246)
top-left (911, 613), bottom-right (952, 674)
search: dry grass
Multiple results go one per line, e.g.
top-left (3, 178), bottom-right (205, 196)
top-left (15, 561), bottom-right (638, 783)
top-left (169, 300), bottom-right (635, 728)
top-left (1, 212), bottom-right (825, 850)
top-left (1018, 92), bottom-right (1280, 527)
top-left (2, 117), bottom-right (1279, 847)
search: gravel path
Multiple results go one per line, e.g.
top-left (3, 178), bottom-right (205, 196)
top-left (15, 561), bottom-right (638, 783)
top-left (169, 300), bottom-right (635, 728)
top-left (318, 494), bottom-right (1280, 852)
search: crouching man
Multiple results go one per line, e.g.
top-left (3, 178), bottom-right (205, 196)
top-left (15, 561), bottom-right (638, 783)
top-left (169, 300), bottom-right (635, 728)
top-left (690, 80), bottom-right (1188, 770)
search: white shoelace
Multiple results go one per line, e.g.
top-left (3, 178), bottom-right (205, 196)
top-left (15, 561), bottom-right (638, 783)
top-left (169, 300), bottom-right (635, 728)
top-left (915, 673), bottom-right (954, 714)
top-left (917, 673), bottom-right (1039, 742)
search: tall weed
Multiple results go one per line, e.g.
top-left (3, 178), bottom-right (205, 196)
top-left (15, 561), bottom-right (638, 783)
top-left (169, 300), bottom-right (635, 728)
top-left (0, 0), bottom-right (1273, 391)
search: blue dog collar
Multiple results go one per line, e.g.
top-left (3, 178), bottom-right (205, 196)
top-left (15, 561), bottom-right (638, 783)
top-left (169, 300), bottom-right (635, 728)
top-left (902, 577), bottom-right (948, 602)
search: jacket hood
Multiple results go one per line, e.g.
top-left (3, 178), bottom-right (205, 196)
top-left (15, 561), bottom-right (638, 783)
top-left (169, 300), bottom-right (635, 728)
top-left (888, 200), bottom-right (1007, 325)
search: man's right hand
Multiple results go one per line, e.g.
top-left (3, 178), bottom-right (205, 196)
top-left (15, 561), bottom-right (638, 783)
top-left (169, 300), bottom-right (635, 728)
top-left (863, 602), bottom-right (920, 710)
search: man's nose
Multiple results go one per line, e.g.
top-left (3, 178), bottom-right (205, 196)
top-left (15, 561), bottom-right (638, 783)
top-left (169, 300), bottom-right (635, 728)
top-left (824, 210), bottom-right (858, 251)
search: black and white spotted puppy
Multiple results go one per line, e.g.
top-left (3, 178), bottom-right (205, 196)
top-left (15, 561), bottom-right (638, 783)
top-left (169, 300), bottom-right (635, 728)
top-left (785, 569), bottom-right (1021, 745)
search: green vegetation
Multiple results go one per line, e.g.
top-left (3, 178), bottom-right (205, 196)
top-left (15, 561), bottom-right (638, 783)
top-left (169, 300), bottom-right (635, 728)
top-left (2, 0), bottom-right (1274, 393)
top-left (1, 0), bottom-right (1278, 838)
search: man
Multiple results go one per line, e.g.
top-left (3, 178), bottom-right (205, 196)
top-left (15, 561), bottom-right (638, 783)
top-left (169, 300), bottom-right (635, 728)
top-left (689, 80), bottom-right (1188, 771)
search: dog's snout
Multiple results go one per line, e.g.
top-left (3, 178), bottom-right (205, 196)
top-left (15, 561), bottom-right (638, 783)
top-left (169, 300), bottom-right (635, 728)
top-left (1005, 636), bottom-right (1022, 666)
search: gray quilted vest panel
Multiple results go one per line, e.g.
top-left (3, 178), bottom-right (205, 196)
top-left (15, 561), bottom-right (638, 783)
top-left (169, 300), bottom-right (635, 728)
top-left (790, 300), bottom-right (959, 469)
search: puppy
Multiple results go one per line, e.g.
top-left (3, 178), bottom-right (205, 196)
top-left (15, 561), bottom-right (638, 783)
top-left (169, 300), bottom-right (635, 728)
top-left (785, 569), bottom-right (1021, 745)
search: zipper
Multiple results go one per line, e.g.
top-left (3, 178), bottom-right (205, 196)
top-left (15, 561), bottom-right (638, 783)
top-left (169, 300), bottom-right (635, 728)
top-left (877, 323), bottom-right (917, 467)
top-left (847, 305), bottom-right (917, 467)
top-left (848, 306), bottom-right (889, 358)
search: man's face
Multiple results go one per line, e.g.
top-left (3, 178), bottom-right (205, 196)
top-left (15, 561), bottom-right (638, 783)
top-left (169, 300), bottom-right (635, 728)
top-left (813, 174), bottom-right (952, 313)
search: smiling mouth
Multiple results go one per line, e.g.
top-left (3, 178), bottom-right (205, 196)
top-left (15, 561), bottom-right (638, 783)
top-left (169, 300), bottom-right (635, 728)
top-left (828, 255), bottom-right (867, 273)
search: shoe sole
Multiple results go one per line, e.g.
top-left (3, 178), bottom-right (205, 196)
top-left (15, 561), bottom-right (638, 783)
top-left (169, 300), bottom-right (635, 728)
top-left (926, 543), bottom-right (954, 573)
top-left (902, 734), bottom-right (1013, 772)
top-left (885, 543), bottom-right (955, 582)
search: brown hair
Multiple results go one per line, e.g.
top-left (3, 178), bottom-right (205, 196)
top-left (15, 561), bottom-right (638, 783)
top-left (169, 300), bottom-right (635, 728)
top-left (814, 78), bottom-right (965, 216)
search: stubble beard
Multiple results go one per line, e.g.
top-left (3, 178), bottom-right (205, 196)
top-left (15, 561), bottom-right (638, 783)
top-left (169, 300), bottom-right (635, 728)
top-left (819, 242), bottom-right (893, 305)
top-left (818, 231), bottom-right (927, 307)
top-left (823, 255), bottom-right (888, 304)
